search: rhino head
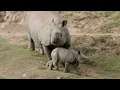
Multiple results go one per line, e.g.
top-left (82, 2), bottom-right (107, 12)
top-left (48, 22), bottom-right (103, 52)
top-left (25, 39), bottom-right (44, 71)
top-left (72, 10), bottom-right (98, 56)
top-left (50, 18), bottom-right (68, 47)
top-left (76, 51), bottom-right (90, 63)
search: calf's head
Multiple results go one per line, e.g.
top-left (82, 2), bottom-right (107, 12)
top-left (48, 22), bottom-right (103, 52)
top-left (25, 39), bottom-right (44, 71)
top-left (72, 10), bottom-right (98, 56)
top-left (76, 51), bottom-right (89, 63)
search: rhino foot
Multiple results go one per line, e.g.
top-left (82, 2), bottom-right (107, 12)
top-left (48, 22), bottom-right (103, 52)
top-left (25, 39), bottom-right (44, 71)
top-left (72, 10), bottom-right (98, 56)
top-left (28, 48), bottom-right (35, 51)
top-left (40, 48), bottom-right (44, 55)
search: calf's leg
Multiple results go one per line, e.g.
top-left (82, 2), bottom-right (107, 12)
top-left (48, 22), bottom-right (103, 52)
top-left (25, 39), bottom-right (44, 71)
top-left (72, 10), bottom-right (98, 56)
top-left (64, 62), bottom-right (69, 73)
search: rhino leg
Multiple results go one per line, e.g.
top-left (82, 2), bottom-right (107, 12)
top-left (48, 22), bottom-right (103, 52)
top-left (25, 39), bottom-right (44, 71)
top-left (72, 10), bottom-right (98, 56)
top-left (43, 45), bottom-right (52, 61)
top-left (39, 44), bottom-right (45, 55)
top-left (46, 61), bottom-right (53, 70)
top-left (62, 63), bottom-right (70, 72)
top-left (72, 63), bottom-right (81, 75)
top-left (39, 48), bottom-right (44, 55)
top-left (64, 62), bottom-right (69, 73)
top-left (49, 61), bottom-right (53, 70)
top-left (53, 61), bottom-right (59, 70)
top-left (28, 37), bottom-right (35, 51)
top-left (75, 67), bottom-right (80, 75)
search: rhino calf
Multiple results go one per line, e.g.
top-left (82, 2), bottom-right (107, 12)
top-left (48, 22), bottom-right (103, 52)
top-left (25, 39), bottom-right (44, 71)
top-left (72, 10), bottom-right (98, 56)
top-left (47, 47), bottom-right (89, 75)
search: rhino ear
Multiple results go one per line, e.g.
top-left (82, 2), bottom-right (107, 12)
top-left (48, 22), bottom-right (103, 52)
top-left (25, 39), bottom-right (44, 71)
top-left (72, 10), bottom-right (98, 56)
top-left (52, 18), bottom-right (67, 27)
top-left (62, 20), bottom-right (67, 27)
top-left (77, 51), bottom-right (81, 55)
top-left (52, 18), bottom-right (59, 24)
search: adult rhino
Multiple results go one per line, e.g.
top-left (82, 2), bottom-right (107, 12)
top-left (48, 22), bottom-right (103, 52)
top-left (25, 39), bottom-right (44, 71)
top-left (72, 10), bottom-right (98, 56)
top-left (24, 11), bottom-right (71, 61)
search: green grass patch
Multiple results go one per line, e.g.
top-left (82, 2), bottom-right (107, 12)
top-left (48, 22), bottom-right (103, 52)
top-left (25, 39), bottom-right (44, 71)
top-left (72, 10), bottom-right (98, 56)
top-left (97, 56), bottom-right (120, 71)
top-left (102, 11), bottom-right (115, 17)
top-left (0, 36), bottom-right (49, 79)
top-left (99, 36), bottom-right (112, 43)
top-left (108, 12), bottom-right (120, 20)
top-left (0, 37), bottom-right (6, 44)
top-left (0, 36), bottom-right (47, 64)
top-left (1, 42), bottom-right (45, 60)
top-left (0, 38), bottom-right (47, 59)
top-left (0, 75), bottom-right (20, 79)
top-left (38, 66), bottom-right (47, 70)
top-left (101, 20), bottom-right (120, 31)
top-left (60, 11), bottom-right (73, 17)
top-left (106, 21), bottom-right (120, 28)
top-left (100, 12), bottom-right (120, 32)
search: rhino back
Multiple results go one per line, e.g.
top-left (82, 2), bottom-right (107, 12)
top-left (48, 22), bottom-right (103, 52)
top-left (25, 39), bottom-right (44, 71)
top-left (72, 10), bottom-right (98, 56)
top-left (52, 48), bottom-right (74, 63)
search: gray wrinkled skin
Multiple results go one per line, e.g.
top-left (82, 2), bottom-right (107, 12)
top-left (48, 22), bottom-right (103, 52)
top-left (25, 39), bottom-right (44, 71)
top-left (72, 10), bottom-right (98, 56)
top-left (24, 11), bottom-right (71, 61)
top-left (46, 47), bottom-right (89, 75)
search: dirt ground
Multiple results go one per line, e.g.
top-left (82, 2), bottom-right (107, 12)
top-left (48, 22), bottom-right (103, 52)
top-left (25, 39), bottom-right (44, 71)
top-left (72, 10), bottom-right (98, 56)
top-left (0, 11), bottom-right (120, 79)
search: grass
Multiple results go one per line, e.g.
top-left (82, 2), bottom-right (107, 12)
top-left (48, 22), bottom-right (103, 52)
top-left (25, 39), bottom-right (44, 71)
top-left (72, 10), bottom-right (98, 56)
top-left (102, 11), bottom-right (115, 17)
top-left (0, 36), bottom-right (48, 78)
top-left (97, 56), bottom-right (120, 71)
top-left (100, 11), bottom-right (120, 32)
top-left (0, 39), bottom-right (45, 62)
top-left (99, 36), bottom-right (108, 43)
top-left (99, 36), bottom-right (112, 43)
top-left (38, 66), bottom-right (47, 70)
top-left (94, 55), bottom-right (120, 78)
top-left (104, 20), bottom-right (120, 29)
top-left (108, 12), bottom-right (120, 20)
top-left (0, 37), bottom-right (5, 44)
top-left (60, 11), bottom-right (73, 17)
